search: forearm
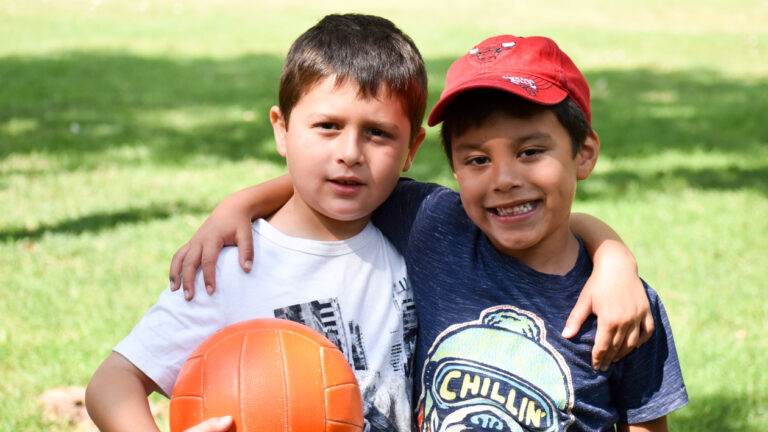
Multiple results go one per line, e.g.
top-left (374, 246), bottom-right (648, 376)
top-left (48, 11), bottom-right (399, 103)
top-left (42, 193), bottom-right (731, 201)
top-left (85, 352), bottom-right (161, 432)
top-left (226, 174), bottom-right (293, 221)
top-left (569, 212), bottom-right (637, 273)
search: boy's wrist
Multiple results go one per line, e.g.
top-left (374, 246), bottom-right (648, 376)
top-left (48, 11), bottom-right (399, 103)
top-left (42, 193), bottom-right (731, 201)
top-left (592, 240), bottom-right (638, 273)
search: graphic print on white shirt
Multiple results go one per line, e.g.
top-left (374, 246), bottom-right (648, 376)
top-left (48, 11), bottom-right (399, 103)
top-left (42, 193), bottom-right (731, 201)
top-left (273, 278), bottom-right (417, 432)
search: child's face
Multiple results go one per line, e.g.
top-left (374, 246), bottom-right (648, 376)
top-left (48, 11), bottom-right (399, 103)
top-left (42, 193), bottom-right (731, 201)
top-left (451, 109), bottom-right (598, 261)
top-left (271, 76), bottom-right (423, 227)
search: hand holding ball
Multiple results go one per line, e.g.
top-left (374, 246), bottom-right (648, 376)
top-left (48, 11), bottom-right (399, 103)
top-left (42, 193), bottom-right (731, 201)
top-left (169, 319), bottom-right (364, 431)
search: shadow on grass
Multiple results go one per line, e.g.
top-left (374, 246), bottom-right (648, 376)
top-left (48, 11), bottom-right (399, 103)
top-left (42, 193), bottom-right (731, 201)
top-left (0, 201), bottom-right (209, 242)
top-left (1, 52), bottom-right (766, 195)
top-left (0, 51), bottom-right (285, 169)
top-left (579, 165), bottom-right (768, 200)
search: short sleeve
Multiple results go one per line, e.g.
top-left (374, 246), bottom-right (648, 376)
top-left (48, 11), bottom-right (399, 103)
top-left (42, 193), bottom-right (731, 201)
top-left (610, 286), bottom-right (689, 423)
top-left (113, 269), bottom-right (229, 396)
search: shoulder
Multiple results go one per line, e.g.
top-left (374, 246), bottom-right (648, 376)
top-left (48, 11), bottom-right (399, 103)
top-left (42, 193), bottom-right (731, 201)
top-left (641, 282), bottom-right (680, 350)
top-left (639, 282), bottom-right (669, 322)
top-left (209, 243), bottom-right (249, 287)
top-left (614, 280), bottom-right (677, 354)
top-left (354, 224), bottom-right (408, 271)
top-left (390, 178), bottom-right (457, 210)
top-left (404, 185), bottom-right (468, 224)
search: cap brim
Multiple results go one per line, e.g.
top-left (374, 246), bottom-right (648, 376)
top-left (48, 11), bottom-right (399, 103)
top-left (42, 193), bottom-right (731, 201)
top-left (427, 75), bottom-right (569, 126)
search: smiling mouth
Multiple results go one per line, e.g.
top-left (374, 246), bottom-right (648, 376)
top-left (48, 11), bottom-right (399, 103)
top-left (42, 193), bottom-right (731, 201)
top-left (491, 200), bottom-right (538, 216)
top-left (330, 179), bottom-right (362, 186)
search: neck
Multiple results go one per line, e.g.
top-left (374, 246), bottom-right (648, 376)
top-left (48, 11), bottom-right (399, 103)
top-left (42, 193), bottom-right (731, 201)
top-left (506, 229), bottom-right (581, 276)
top-left (267, 195), bottom-right (370, 241)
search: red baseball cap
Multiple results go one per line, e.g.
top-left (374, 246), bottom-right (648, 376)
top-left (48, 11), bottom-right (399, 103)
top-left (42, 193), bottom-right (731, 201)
top-left (427, 35), bottom-right (591, 126)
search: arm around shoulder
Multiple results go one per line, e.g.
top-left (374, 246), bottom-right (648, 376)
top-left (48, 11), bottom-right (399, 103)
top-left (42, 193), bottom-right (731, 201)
top-left (170, 174), bottom-right (294, 299)
top-left (566, 212), bottom-right (654, 370)
top-left (85, 352), bottom-right (163, 432)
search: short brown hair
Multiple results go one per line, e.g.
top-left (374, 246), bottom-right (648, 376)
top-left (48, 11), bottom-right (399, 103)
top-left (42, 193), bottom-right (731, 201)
top-left (279, 14), bottom-right (427, 142)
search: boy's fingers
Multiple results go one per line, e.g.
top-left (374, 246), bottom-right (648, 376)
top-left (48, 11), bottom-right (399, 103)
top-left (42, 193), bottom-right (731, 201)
top-left (591, 321), bottom-right (609, 368)
top-left (235, 225), bottom-right (254, 273)
top-left (615, 326), bottom-right (641, 361)
top-left (181, 243), bottom-right (203, 301)
top-left (604, 327), bottom-right (628, 366)
top-left (200, 237), bottom-right (224, 295)
top-left (639, 313), bottom-right (655, 346)
top-left (592, 322), bottom-right (622, 370)
top-left (615, 339), bottom-right (637, 363)
top-left (169, 243), bottom-right (190, 291)
top-left (562, 294), bottom-right (591, 339)
top-left (184, 415), bottom-right (233, 432)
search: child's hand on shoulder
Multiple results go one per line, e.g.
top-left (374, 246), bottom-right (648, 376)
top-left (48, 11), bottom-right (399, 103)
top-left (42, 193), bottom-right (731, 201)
top-left (169, 176), bottom-right (294, 301)
top-left (562, 247), bottom-right (655, 370)
top-left (169, 192), bottom-right (256, 301)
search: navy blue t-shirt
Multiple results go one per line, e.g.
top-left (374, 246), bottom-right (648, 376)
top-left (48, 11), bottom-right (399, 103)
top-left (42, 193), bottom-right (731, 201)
top-left (373, 180), bottom-right (688, 431)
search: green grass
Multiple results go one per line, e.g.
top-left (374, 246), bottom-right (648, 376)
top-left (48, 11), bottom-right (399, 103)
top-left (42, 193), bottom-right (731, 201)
top-left (1, 1), bottom-right (767, 430)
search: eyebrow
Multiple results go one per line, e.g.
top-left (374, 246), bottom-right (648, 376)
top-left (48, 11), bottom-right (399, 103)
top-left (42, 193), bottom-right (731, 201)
top-left (518, 132), bottom-right (553, 143)
top-left (453, 141), bottom-right (484, 153)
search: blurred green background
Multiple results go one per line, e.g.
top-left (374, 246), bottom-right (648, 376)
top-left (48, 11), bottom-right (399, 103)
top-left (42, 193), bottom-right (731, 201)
top-left (1, 0), bottom-right (766, 430)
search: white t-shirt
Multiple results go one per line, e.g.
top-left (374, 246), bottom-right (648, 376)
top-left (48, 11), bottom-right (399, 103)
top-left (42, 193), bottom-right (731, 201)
top-left (115, 219), bottom-right (416, 432)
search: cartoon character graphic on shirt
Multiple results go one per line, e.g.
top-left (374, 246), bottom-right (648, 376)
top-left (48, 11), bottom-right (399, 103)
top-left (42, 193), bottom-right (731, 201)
top-left (417, 306), bottom-right (575, 432)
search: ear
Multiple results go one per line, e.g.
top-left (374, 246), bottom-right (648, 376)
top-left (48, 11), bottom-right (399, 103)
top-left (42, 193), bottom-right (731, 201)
top-left (401, 127), bottom-right (426, 172)
top-left (270, 106), bottom-right (288, 157)
top-left (576, 130), bottom-right (600, 180)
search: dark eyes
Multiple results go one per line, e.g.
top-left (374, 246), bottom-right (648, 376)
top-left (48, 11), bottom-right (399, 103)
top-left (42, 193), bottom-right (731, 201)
top-left (368, 128), bottom-right (391, 139)
top-left (316, 122), bottom-right (338, 130)
top-left (466, 156), bottom-right (490, 166)
top-left (519, 148), bottom-right (543, 158)
top-left (464, 148), bottom-right (544, 166)
top-left (313, 123), bottom-right (392, 139)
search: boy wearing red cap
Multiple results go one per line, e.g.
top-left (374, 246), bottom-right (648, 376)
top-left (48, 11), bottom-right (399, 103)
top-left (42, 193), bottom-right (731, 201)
top-left (392, 35), bottom-right (688, 431)
top-left (168, 35), bottom-right (686, 430)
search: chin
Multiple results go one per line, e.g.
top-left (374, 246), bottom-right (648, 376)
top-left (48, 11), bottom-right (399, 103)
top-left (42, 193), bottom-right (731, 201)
top-left (323, 208), bottom-right (371, 222)
top-left (489, 235), bottom-right (540, 255)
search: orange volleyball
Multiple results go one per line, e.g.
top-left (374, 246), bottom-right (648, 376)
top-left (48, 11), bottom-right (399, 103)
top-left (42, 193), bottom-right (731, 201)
top-left (169, 318), bottom-right (364, 432)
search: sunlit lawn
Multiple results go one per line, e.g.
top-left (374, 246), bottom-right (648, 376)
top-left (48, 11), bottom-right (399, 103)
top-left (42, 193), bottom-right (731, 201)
top-left (1, 1), bottom-right (767, 430)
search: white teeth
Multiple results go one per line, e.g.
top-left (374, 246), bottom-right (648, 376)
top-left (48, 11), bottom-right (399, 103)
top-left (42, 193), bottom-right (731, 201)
top-left (495, 202), bottom-right (534, 216)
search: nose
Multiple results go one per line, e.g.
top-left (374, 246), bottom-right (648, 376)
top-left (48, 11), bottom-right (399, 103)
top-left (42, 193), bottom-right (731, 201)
top-left (491, 158), bottom-right (522, 192)
top-left (336, 131), bottom-right (364, 167)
